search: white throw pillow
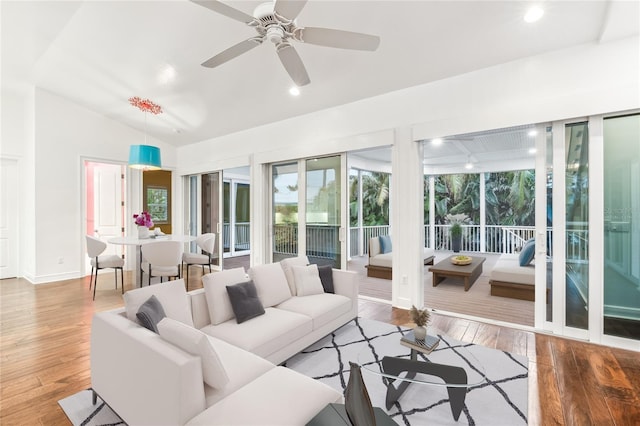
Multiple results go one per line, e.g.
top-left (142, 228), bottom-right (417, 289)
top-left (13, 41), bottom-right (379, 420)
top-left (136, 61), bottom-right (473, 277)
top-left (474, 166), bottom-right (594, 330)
top-left (123, 279), bottom-right (193, 327)
top-left (157, 318), bottom-right (230, 389)
top-left (279, 256), bottom-right (310, 296)
top-left (203, 267), bottom-right (248, 325)
top-left (291, 264), bottom-right (324, 297)
top-left (248, 262), bottom-right (292, 307)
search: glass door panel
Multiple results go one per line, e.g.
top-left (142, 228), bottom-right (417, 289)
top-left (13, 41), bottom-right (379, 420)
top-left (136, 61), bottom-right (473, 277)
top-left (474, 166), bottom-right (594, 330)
top-left (202, 172), bottom-right (221, 268)
top-left (565, 122), bottom-right (589, 329)
top-left (272, 163), bottom-right (299, 262)
top-left (306, 156), bottom-right (341, 268)
top-left (603, 113), bottom-right (640, 340)
top-left (235, 182), bottom-right (251, 253)
top-left (223, 181), bottom-right (230, 254)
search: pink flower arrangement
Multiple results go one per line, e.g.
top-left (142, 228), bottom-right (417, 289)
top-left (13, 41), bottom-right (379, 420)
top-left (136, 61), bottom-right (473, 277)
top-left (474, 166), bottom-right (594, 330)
top-left (128, 96), bottom-right (163, 115)
top-left (133, 211), bottom-right (153, 228)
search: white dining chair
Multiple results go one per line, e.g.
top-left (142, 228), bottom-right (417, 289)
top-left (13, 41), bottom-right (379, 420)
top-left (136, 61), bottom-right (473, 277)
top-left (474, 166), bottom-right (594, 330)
top-left (181, 233), bottom-right (217, 290)
top-left (140, 240), bottom-right (183, 286)
top-left (86, 235), bottom-right (125, 300)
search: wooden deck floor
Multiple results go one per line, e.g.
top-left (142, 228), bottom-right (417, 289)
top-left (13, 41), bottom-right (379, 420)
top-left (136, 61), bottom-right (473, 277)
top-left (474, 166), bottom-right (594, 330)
top-left (1, 270), bottom-right (639, 425)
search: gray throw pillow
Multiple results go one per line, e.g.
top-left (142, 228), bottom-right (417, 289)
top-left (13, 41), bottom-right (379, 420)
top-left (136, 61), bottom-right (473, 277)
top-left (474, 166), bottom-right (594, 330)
top-left (317, 264), bottom-right (334, 293)
top-left (136, 295), bottom-right (166, 333)
top-left (226, 280), bottom-right (265, 324)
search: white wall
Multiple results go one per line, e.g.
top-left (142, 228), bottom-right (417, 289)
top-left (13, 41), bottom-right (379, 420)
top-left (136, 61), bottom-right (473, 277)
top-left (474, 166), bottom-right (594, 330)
top-left (27, 89), bottom-right (177, 283)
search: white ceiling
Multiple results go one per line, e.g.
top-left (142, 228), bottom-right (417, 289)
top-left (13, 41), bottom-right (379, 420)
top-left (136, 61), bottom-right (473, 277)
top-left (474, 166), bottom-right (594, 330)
top-left (2, 1), bottom-right (639, 147)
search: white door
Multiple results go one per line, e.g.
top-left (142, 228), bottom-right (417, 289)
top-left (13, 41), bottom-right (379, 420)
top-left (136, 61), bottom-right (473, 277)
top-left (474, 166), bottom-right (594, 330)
top-left (0, 158), bottom-right (18, 279)
top-left (85, 162), bottom-right (124, 274)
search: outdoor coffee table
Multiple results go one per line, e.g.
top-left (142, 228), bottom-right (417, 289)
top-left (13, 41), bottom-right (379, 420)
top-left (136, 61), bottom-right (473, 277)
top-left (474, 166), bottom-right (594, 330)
top-left (430, 255), bottom-right (486, 291)
top-left (359, 330), bottom-right (486, 421)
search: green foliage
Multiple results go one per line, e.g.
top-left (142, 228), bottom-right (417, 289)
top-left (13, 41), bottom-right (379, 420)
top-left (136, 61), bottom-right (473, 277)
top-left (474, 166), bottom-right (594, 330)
top-left (450, 223), bottom-right (462, 237)
top-left (349, 171), bottom-right (390, 226)
top-left (433, 174), bottom-right (480, 224)
top-left (485, 170), bottom-right (535, 226)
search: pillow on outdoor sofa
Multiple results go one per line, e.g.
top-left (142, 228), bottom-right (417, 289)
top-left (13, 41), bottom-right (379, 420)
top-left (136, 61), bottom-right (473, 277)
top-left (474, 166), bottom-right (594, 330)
top-left (519, 239), bottom-right (536, 266)
top-left (379, 235), bottom-right (392, 254)
top-left (203, 267), bottom-right (248, 325)
top-left (291, 264), bottom-right (324, 297)
top-left (158, 317), bottom-right (230, 389)
top-left (123, 279), bottom-right (193, 327)
top-left (226, 281), bottom-right (265, 324)
top-left (136, 295), bottom-right (166, 333)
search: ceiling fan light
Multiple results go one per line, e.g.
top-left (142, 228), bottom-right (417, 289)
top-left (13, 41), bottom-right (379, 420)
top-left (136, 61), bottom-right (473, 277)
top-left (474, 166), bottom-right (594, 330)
top-left (289, 86), bottom-right (300, 96)
top-left (432, 138), bottom-right (443, 146)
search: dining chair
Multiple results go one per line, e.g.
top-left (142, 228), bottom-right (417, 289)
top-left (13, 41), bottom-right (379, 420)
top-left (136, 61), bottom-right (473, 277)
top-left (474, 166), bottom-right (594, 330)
top-left (86, 235), bottom-right (125, 300)
top-left (140, 240), bottom-right (183, 286)
top-left (181, 233), bottom-right (217, 290)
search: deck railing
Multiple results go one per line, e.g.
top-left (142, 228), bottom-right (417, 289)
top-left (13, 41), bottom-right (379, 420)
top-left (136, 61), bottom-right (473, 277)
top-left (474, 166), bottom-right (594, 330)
top-left (223, 222), bottom-right (251, 251)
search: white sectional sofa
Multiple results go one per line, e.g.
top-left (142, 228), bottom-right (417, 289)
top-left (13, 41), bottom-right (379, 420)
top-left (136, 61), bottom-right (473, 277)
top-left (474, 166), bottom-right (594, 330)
top-left (489, 253), bottom-right (536, 301)
top-left (91, 257), bottom-right (358, 425)
top-left (366, 237), bottom-right (435, 279)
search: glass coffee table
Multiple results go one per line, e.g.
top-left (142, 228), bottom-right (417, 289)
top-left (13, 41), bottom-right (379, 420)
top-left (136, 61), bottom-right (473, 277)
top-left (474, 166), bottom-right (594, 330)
top-left (359, 330), bottom-right (486, 421)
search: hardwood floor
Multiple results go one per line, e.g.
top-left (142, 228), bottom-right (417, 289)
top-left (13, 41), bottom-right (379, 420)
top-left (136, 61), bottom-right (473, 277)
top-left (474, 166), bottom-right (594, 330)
top-left (1, 272), bottom-right (639, 425)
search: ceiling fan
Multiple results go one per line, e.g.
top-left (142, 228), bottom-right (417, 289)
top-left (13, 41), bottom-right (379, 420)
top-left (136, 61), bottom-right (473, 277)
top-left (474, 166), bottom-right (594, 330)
top-left (191, 0), bottom-right (381, 86)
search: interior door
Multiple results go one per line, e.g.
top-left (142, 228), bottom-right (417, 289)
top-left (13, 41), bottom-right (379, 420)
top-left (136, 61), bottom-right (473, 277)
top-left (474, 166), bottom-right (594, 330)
top-left (202, 172), bottom-right (222, 270)
top-left (0, 158), bottom-right (18, 279)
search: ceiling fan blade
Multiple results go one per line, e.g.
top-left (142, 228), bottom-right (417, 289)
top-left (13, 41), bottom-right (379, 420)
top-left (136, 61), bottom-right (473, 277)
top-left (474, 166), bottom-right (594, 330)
top-left (202, 37), bottom-right (263, 68)
top-left (190, 0), bottom-right (255, 24)
top-left (299, 27), bottom-right (380, 51)
top-left (274, 0), bottom-right (307, 21)
top-left (276, 43), bottom-right (310, 86)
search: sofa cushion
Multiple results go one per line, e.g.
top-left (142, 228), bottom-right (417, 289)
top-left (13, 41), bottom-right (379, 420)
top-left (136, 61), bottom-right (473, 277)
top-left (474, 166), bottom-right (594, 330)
top-left (318, 264), bottom-right (334, 293)
top-left (379, 235), bottom-right (392, 254)
top-left (276, 293), bottom-right (351, 330)
top-left (226, 281), bottom-right (265, 324)
top-left (203, 267), bottom-right (247, 325)
top-left (136, 295), bottom-right (166, 333)
top-left (200, 308), bottom-right (312, 359)
top-left (124, 279), bottom-right (193, 327)
top-left (157, 317), bottom-right (230, 390)
top-left (279, 256), bottom-right (310, 296)
top-left (202, 336), bottom-right (275, 407)
top-left (519, 239), bottom-right (536, 266)
top-left (292, 264), bottom-right (324, 297)
top-left (248, 263), bottom-right (292, 308)
top-left (186, 367), bottom-right (342, 426)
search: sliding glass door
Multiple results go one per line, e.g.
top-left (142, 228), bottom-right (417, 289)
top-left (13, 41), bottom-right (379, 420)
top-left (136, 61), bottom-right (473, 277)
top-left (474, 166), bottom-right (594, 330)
top-left (201, 172), bottom-right (222, 269)
top-left (271, 155), bottom-right (346, 269)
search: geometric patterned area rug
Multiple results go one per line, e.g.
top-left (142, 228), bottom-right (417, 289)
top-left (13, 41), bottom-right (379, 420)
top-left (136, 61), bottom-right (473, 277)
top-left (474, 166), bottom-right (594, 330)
top-left (58, 389), bottom-right (123, 426)
top-left (286, 318), bottom-right (528, 425)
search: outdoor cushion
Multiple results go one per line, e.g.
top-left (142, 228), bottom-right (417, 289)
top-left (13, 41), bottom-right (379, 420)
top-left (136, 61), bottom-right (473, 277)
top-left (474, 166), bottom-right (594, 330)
top-left (492, 254), bottom-right (535, 285)
top-left (519, 239), bottom-right (536, 266)
top-left (379, 235), bottom-right (392, 254)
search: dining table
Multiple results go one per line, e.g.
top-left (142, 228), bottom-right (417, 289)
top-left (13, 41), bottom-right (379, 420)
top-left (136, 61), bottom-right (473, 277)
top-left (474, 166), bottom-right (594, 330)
top-left (108, 234), bottom-right (196, 288)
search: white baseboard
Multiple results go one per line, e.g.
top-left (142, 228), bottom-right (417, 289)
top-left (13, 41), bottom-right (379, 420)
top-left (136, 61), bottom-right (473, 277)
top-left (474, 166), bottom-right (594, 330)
top-left (27, 271), bottom-right (81, 284)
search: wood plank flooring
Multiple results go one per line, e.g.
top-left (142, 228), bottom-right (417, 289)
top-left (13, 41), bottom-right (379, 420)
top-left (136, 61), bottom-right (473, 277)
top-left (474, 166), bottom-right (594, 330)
top-left (1, 271), bottom-right (639, 425)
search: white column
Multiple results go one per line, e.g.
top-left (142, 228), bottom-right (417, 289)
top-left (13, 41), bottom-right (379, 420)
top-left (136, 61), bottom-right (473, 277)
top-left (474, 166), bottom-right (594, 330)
top-left (249, 155), bottom-right (267, 267)
top-left (358, 169), bottom-right (364, 256)
top-left (480, 172), bottom-right (486, 253)
top-left (429, 176), bottom-right (435, 249)
top-left (391, 127), bottom-right (424, 309)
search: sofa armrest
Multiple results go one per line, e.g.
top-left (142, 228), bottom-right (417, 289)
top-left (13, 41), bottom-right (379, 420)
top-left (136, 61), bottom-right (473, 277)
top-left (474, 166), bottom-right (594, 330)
top-left (332, 269), bottom-right (358, 302)
top-left (91, 309), bottom-right (206, 425)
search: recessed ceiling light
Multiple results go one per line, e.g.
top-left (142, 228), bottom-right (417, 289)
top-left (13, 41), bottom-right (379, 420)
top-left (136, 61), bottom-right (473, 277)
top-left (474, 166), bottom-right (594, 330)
top-left (157, 64), bottom-right (176, 85)
top-left (524, 6), bottom-right (544, 23)
top-left (528, 130), bottom-right (538, 137)
top-left (529, 148), bottom-right (537, 154)
top-left (289, 86), bottom-right (300, 96)
top-left (465, 162), bottom-right (473, 170)
top-left (432, 138), bottom-right (443, 146)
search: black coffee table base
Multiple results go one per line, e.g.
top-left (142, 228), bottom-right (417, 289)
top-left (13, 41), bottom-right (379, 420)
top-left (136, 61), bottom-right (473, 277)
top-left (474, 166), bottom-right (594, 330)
top-left (381, 352), bottom-right (468, 421)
